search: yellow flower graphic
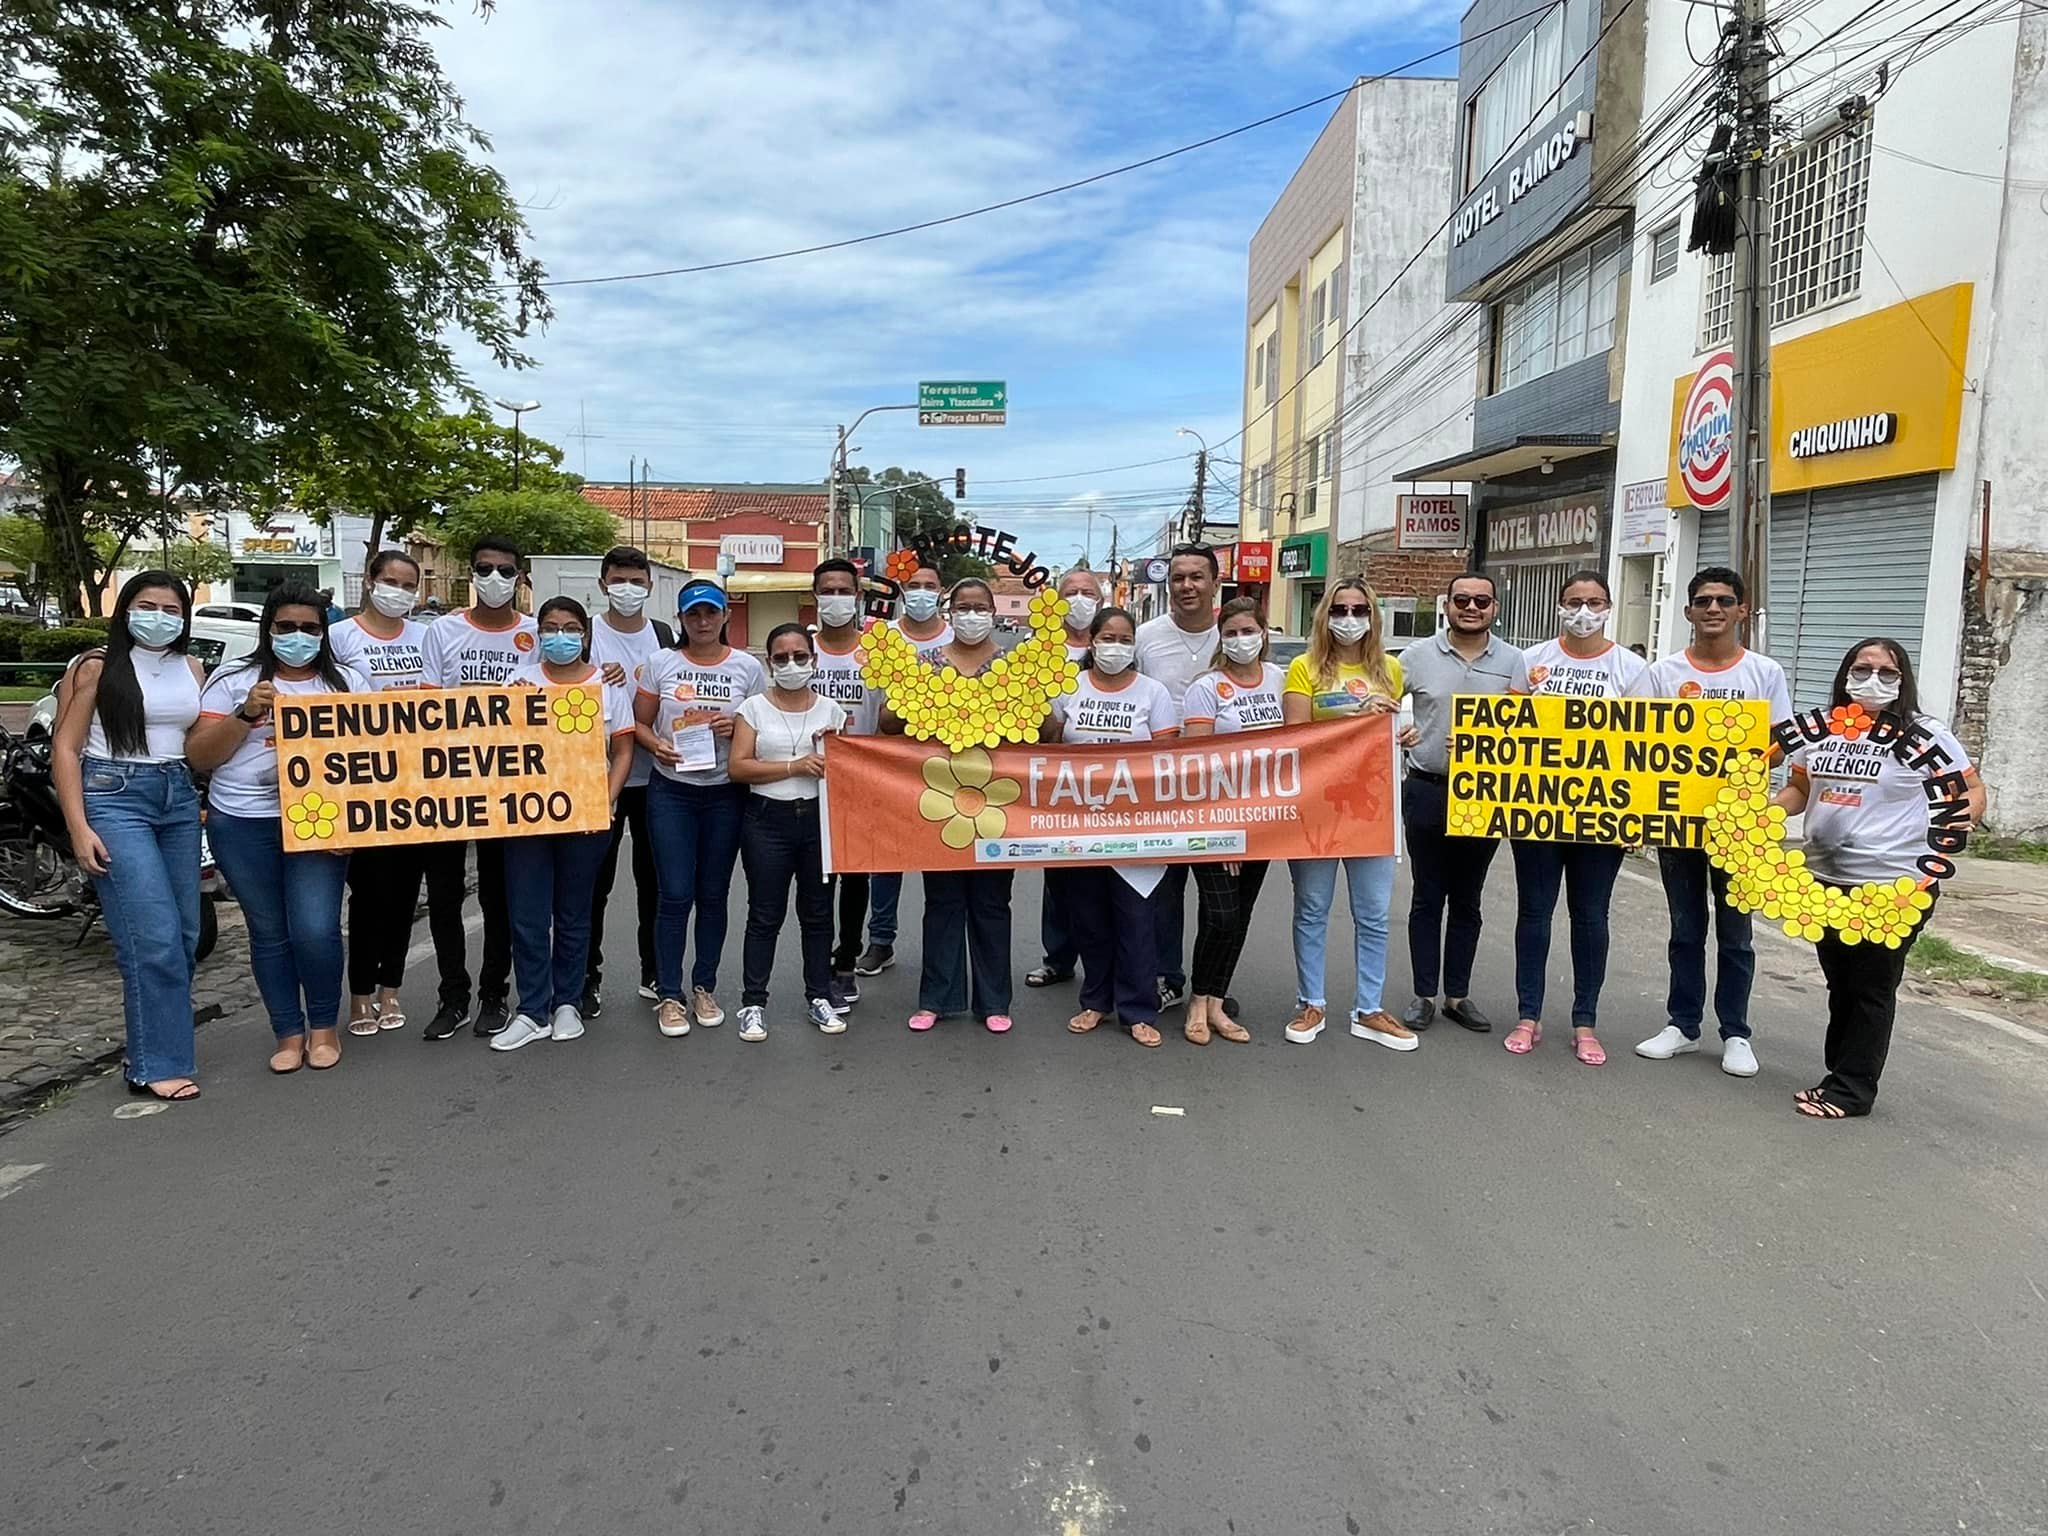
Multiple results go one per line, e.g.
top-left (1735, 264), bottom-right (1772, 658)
top-left (552, 687), bottom-right (602, 735)
top-left (917, 748), bottom-right (1021, 850)
top-left (285, 790), bottom-right (340, 842)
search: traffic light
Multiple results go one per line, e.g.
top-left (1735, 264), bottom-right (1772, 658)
top-left (954, 467), bottom-right (966, 499)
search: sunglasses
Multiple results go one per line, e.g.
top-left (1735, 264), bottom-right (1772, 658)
top-left (1171, 541), bottom-right (1213, 557)
top-left (1449, 593), bottom-right (1494, 610)
top-left (1327, 604), bottom-right (1372, 618)
top-left (268, 620), bottom-right (325, 636)
top-left (1691, 593), bottom-right (1741, 609)
top-left (472, 561), bottom-right (519, 579)
top-left (1848, 665), bottom-right (1903, 684)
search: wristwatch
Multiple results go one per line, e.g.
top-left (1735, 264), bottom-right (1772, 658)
top-left (238, 702), bottom-right (265, 723)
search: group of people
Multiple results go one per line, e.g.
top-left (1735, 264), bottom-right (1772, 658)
top-left (51, 533), bottom-right (1981, 1123)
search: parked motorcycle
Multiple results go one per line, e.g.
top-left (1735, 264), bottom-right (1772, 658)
top-left (0, 721), bottom-right (221, 960)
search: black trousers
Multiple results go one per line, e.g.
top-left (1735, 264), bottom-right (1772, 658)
top-left (1402, 772), bottom-right (1500, 999)
top-left (1067, 866), bottom-right (1161, 1028)
top-left (346, 842), bottom-right (425, 994)
top-left (587, 783), bottom-right (657, 991)
top-left (423, 838), bottom-right (512, 1010)
top-left (739, 798), bottom-right (833, 1009)
top-left (1190, 859), bottom-right (1269, 998)
top-left (832, 873), bottom-right (868, 974)
top-left (1812, 891), bottom-right (1935, 1115)
top-left (919, 870), bottom-right (1014, 1020)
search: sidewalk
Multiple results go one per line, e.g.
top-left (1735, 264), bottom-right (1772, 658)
top-left (1928, 852), bottom-right (2048, 975)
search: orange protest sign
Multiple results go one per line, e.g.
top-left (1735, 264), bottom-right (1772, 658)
top-left (274, 687), bottom-right (612, 851)
top-left (821, 716), bottom-right (1397, 873)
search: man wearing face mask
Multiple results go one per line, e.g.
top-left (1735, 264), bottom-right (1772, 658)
top-left (1057, 567), bottom-right (1103, 664)
top-left (1023, 566), bottom-right (1106, 990)
top-left (583, 546), bottom-right (678, 1019)
top-left (809, 559), bottom-right (880, 1010)
top-left (420, 535), bottom-right (539, 1040)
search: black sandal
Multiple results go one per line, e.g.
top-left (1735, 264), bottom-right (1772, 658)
top-left (1794, 1091), bottom-right (1850, 1119)
top-left (126, 1078), bottom-right (201, 1102)
top-left (1025, 965), bottom-right (1073, 988)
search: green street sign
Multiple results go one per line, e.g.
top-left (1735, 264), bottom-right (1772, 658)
top-left (918, 380), bottom-right (1007, 426)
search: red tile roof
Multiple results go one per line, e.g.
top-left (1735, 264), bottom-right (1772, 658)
top-left (581, 484), bottom-right (825, 526)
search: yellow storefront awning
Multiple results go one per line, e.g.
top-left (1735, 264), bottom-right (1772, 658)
top-left (723, 572), bottom-right (813, 594)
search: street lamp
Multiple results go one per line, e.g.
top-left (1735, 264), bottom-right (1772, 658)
top-left (493, 398), bottom-right (541, 490)
top-left (1174, 426), bottom-right (1209, 453)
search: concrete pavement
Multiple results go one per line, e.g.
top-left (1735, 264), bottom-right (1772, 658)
top-left (1, 857), bottom-right (2045, 1536)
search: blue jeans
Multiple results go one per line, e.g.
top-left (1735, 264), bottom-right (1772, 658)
top-left (645, 775), bottom-right (745, 1001)
top-left (868, 872), bottom-right (901, 947)
top-left (82, 758), bottom-right (201, 1082)
top-left (1659, 847), bottom-right (1755, 1040)
top-left (740, 797), bottom-right (833, 1008)
top-left (208, 810), bottom-right (348, 1040)
top-left (503, 830), bottom-right (611, 1021)
top-left (919, 870), bottom-right (1013, 1020)
top-left (1511, 840), bottom-right (1625, 1027)
top-left (1291, 855), bottom-right (1396, 1018)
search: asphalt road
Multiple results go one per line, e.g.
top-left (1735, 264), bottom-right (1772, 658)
top-left (2, 853), bottom-right (2045, 1536)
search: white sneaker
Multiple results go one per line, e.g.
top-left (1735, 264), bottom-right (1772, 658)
top-left (550, 1005), bottom-right (585, 1042)
top-left (655, 999), bottom-right (691, 1038)
top-left (737, 1006), bottom-right (768, 1042)
top-left (489, 1013), bottom-right (551, 1052)
top-left (808, 997), bottom-right (848, 1035)
top-left (692, 988), bottom-right (725, 1028)
top-left (1634, 1025), bottom-right (1701, 1060)
top-left (637, 981), bottom-right (659, 1001)
top-left (1721, 1037), bottom-right (1759, 1077)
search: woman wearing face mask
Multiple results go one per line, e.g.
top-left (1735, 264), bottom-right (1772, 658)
top-left (486, 599), bottom-right (639, 1051)
top-left (899, 578), bottom-right (1028, 1034)
top-left (1047, 607), bottom-right (1181, 1048)
top-left (1505, 571), bottom-right (1649, 1066)
top-left (51, 572), bottom-right (208, 1102)
top-left (188, 586), bottom-right (366, 1074)
top-left (1280, 580), bottom-right (1411, 1051)
top-left (1773, 640), bottom-right (1985, 1119)
top-left (330, 550), bottom-right (430, 1037)
top-left (727, 624), bottom-right (850, 1042)
top-left (1178, 597), bottom-right (1284, 1045)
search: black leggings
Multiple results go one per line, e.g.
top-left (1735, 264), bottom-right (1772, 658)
top-left (1190, 860), bottom-right (1269, 997)
top-left (346, 843), bottom-right (425, 995)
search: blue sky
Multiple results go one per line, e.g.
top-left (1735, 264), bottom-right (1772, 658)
top-left (432, 0), bottom-right (1461, 568)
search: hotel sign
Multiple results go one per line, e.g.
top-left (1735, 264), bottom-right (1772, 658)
top-left (1451, 112), bottom-right (1589, 249)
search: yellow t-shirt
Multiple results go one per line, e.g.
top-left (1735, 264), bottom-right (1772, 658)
top-left (1283, 653), bottom-right (1405, 721)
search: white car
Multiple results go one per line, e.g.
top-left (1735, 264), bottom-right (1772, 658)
top-left (194, 602), bottom-right (264, 624)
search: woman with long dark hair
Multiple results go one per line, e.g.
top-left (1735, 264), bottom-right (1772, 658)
top-left (330, 549), bottom-right (430, 1036)
top-left (51, 571), bottom-right (207, 1101)
top-left (188, 585), bottom-right (364, 1074)
top-left (1773, 639), bottom-right (1985, 1119)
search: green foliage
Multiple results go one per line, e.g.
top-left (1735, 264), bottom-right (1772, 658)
top-left (438, 491), bottom-right (618, 564)
top-left (1968, 836), bottom-right (2048, 865)
top-left (21, 626), bottom-right (105, 663)
top-left (0, 618), bottom-right (38, 661)
top-left (855, 466), bottom-right (992, 584)
top-left (1908, 936), bottom-right (2048, 1001)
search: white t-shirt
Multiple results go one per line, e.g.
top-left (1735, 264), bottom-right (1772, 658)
top-left (330, 616), bottom-right (431, 693)
top-left (1522, 638), bottom-right (1650, 699)
top-left (1051, 671), bottom-right (1180, 744)
top-left (895, 618), bottom-right (952, 651)
top-left (1064, 640), bottom-right (1090, 665)
top-left (1181, 664), bottom-right (1286, 734)
top-left (1789, 714), bottom-right (1972, 884)
top-left (1644, 647), bottom-right (1794, 722)
top-left (637, 646), bottom-right (767, 785)
top-left (198, 663), bottom-right (365, 820)
top-left (508, 660), bottom-right (638, 745)
top-left (590, 616), bottom-right (669, 788)
top-left (423, 610), bottom-right (539, 689)
top-left (736, 693), bottom-right (847, 802)
top-left (811, 630), bottom-right (880, 736)
top-left (84, 647), bottom-right (202, 763)
top-left (1135, 613), bottom-right (1219, 704)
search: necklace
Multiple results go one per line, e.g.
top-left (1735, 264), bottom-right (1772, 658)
top-left (768, 693), bottom-right (817, 765)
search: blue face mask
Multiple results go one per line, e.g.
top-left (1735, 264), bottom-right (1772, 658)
top-left (271, 632), bottom-right (322, 668)
top-left (540, 631), bottom-right (585, 665)
top-left (126, 609), bottom-right (184, 649)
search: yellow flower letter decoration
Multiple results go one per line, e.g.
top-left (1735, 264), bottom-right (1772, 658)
top-left (917, 748), bottom-right (1022, 850)
top-left (284, 791), bottom-right (340, 843)
top-left (859, 588), bottom-right (1078, 752)
top-left (552, 688), bottom-right (602, 734)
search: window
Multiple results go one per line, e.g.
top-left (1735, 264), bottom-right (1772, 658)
top-left (1493, 228), bottom-right (1627, 391)
top-left (1263, 331), bottom-right (1279, 404)
top-left (1463, 3), bottom-right (1581, 192)
top-left (1309, 281), bottom-right (1327, 365)
top-left (1253, 341), bottom-right (1265, 388)
top-left (1649, 221), bottom-right (1680, 284)
top-left (1699, 119), bottom-right (1873, 345)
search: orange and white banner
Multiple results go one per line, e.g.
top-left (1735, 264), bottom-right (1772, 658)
top-left (820, 716), bottom-right (1397, 873)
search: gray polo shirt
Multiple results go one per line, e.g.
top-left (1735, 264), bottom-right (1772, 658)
top-left (1400, 629), bottom-right (1529, 775)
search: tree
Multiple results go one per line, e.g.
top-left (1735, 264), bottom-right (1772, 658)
top-left (281, 404), bottom-right (579, 572)
top-left (853, 466), bottom-right (992, 584)
top-left (437, 491), bottom-right (617, 564)
top-left (0, 1), bottom-right (551, 616)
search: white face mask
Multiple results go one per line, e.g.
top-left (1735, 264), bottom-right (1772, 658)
top-left (368, 582), bottom-right (415, 619)
top-left (1329, 615), bottom-right (1370, 645)
top-left (1558, 603), bottom-right (1608, 639)
top-left (771, 659), bottom-right (816, 691)
top-left (472, 570), bottom-right (518, 608)
top-left (902, 589), bottom-right (941, 622)
top-left (1063, 594), bottom-right (1099, 630)
top-left (1093, 641), bottom-right (1136, 675)
top-left (606, 582), bottom-right (649, 617)
top-left (952, 610), bottom-right (994, 644)
top-left (1222, 633), bottom-right (1264, 665)
top-left (1846, 670), bottom-right (1901, 707)
top-left (816, 594), bottom-right (860, 629)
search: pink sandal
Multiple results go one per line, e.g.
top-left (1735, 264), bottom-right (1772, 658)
top-left (984, 1014), bottom-right (1012, 1034)
top-left (908, 1011), bottom-right (938, 1032)
top-left (1573, 1032), bottom-right (1607, 1067)
top-left (1504, 1021), bottom-right (1541, 1054)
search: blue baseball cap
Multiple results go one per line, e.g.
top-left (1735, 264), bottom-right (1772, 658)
top-left (678, 579), bottom-right (728, 613)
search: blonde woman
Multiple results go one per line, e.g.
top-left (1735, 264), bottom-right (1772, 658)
top-left (1279, 580), bottom-right (1413, 1052)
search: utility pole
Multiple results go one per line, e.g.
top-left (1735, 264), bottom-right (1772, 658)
top-left (1728, 0), bottom-right (1774, 648)
top-left (1190, 449), bottom-right (1208, 542)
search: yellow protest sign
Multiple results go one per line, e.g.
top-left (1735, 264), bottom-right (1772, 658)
top-left (274, 687), bottom-right (612, 851)
top-left (1447, 693), bottom-right (1770, 846)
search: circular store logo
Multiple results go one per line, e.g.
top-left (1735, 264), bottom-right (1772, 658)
top-left (1678, 350), bottom-right (1735, 511)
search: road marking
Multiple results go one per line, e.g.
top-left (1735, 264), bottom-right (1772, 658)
top-left (0, 1163), bottom-right (48, 1200)
top-left (406, 910), bottom-right (485, 970)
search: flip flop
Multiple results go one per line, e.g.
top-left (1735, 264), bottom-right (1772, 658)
top-left (1067, 1010), bottom-right (1104, 1035)
top-left (1573, 1033), bottom-right (1607, 1067)
top-left (1504, 1021), bottom-right (1542, 1055)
